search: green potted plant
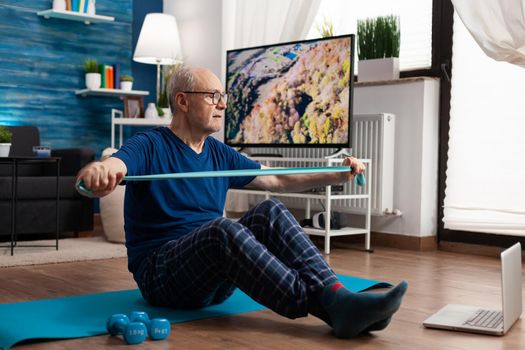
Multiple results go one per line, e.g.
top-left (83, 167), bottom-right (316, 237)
top-left (120, 74), bottom-right (134, 91)
top-left (357, 15), bottom-right (400, 82)
top-left (84, 58), bottom-right (101, 89)
top-left (156, 65), bottom-right (180, 118)
top-left (0, 125), bottom-right (13, 157)
top-left (157, 77), bottom-right (170, 118)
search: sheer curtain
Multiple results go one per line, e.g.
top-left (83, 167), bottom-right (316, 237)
top-left (452, 0), bottom-right (525, 68)
top-left (443, 5), bottom-right (525, 236)
top-left (222, 0), bottom-right (320, 52)
top-left (221, 0), bottom-right (320, 212)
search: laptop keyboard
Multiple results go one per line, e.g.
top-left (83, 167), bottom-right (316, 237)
top-left (463, 309), bottom-right (503, 329)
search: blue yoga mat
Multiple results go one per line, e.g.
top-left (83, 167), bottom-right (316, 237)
top-left (0, 275), bottom-right (390, 349)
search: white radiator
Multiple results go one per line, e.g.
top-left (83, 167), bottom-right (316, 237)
top-left (246, 113), bottom-right (395, 216)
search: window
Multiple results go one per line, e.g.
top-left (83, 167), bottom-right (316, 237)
top-left (306, 0), bottom-right (433, 71)
top-left (442, 12), bottom-right (525, 237)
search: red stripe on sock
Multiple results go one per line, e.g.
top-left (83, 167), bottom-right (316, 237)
top-left (331, 282), bottom-right (344, 293)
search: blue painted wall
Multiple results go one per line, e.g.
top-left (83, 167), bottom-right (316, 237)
top-left (0, 0), bottom-right (159, 154)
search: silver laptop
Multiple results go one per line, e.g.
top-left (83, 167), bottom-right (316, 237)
top-left (423, 242), bottom-right (522, 336)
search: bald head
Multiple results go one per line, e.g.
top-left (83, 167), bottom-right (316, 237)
top-left (190, 67), bottom-right (222, 91)
top-left (167, 66), bottom-right (222, 115)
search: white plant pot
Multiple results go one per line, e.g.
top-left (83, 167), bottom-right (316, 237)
top-left (85, 73), bottom-right (101, 89)
top-left (0, 143), bottom-right (11, 157)
top-left (358, 57), bottom-right (400, 82)
top-left (52, 0), bottom-right (66, 11)
top-left (120, 81), bottom-right (133, 91)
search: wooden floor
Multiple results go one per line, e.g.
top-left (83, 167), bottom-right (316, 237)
top-left (1, 244), bottom-right (524, 350)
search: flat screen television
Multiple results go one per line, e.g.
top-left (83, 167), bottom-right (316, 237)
top-left (224, 34), bottom-right (355, 148)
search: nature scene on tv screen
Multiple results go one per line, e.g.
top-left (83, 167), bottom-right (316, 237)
top-left (225, 36), bottom-right (352, 146)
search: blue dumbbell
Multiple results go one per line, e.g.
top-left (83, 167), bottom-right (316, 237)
top-left (129, 311), bottom-right (150, 326)
top-left (129, 311), bottom-right (171, 341)
top-left (106, 314), bottom-right (147, 345)
top-left (149, 318), bottom-right (171, 340)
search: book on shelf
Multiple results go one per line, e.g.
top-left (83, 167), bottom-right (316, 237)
top-left (99, 64), bottom-right (106, 88)
top-left (67, 0), bottom-right (89, 13)
top-left (109, 66), bottom-right (114, 89)
top-left (92, 63), bottom-right (124, 90)
top-left (113, 63), bottom-right (120, 89)
top-left (105, 66), bottom-right (113, 89)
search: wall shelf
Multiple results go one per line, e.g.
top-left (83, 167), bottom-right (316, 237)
top-left (75, 88), bottom-right (149, 98)
top-left (37, 9), bottom-right (114, 25)
top-left (113, 117), bottom-right (171, 127)
top-left (111, 109), bottom-right (171, 148)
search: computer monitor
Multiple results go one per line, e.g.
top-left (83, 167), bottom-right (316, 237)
top-left (224, 34), bottom-right (355, 148)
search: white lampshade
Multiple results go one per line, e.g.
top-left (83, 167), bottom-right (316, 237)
top-left (133, 13), bottom-right (183, 65)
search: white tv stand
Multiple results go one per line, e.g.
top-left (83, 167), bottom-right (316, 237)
top-left (228, 156), bottom-right (372, 254)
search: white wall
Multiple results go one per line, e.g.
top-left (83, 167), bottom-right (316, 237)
top-left (354, 79), bottom-right (440, 237)
top-left (163, 0), bottom-right (223, 78)
top-left (163, 1), bottom-right (441, 238)
top-left (164, 0), bottom-right (223, 140)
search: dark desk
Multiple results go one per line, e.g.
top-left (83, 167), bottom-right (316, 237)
top-left (0, 157), bottom-right (60, 255)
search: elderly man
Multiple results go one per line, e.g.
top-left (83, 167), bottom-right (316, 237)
top-left (76, 66), bottom-right (407, 338)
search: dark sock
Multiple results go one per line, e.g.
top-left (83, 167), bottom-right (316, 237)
top-left (363, 316), bottom-right (392, 333)
top-left (307, 289), bottom-right (332, 326)
top-left (321, 281), bottom-right (408, 338)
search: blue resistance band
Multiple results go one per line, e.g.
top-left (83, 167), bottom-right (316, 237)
top-left (75, 166), bottom-right (366, 197)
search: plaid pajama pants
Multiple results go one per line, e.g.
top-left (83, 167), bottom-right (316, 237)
top-left (137, 198), bottom-right (338, 319)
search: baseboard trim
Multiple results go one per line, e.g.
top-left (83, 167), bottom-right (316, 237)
top-left (312, 232), bottom-right (437, 251)
top-left (438, 241), bottom-right (511, 258)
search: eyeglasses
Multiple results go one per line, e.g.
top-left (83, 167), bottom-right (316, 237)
top-left (182, 91), bottom-right (228, 105)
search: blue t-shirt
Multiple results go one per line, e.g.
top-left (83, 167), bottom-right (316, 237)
top-left (112, 127), bottom-right (260, 279)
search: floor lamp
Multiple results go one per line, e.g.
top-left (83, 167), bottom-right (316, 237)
top-left (133, 13), bottom-right (183, 103)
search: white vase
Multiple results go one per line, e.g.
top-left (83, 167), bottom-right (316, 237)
top-left (120, 81), bottom-right (133, 91)
top-left (358, 57), bottom-right (400, 82)
top-left (53, 0), bottom-right (66, 11)
top-left (85, 73), bottom-right (101, 89)
top-left (0, 143), bottom-right (11, 157)
top-left (145, 103), bottom-right (158, 119)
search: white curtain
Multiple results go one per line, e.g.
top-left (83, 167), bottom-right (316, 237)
top-left (222, 0), bottom-right (321, 52)
top-left (222, 0), bottom-right (321, 212)
top-left (443, 9), bottom-right (525, 236)
top-left (452, 0), bottom-right (525, 68)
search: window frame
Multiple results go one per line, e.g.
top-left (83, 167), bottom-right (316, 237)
top-left (434, 0), bottom-right (525, 248)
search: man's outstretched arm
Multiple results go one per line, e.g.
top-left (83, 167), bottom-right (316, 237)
top-left (76, 157), bottom-right (127, 198)
top-left (248, 157), bottom-right (365, 193)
